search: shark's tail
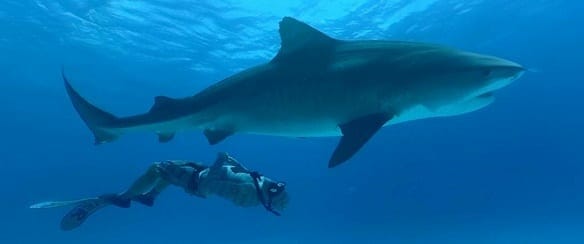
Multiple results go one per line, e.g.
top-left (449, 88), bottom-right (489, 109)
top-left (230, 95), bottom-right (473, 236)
top-left (62, 69), bottom-right (120, 144)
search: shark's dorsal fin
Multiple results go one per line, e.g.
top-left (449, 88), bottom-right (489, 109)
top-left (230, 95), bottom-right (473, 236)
top-left (271, 17), bottom-right (338, 63)
top-left (150, 96), bottom-right (178, 113)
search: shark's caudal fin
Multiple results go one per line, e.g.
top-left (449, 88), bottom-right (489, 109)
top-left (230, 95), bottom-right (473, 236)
top-left (62, 69), bottom-right (120, 144)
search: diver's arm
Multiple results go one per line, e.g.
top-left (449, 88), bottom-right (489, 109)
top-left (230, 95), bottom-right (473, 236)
top-left (199, 164), bottom-right (262, 207)
top-left (200, 153), bottom-right (289, 213)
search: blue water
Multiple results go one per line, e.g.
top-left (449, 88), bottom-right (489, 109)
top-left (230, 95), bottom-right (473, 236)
top-left (1, 0), bottom-right (583, 243)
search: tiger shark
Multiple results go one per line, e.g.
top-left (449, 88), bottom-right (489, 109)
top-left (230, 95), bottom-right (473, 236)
top-left (63, 17), bottom-right (524, 168)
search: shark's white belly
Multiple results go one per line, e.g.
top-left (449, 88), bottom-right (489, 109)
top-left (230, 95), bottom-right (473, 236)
top-left (213, 115), bottom-right (343, 137)
top-left (389, 95), bottom-right (494, 125)
top-left (215, 95), bottom-right (494, 138)
top-left (118, 94), bottom-right (494, 138)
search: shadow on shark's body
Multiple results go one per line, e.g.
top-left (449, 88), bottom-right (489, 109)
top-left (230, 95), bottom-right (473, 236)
top-left (63, 17), bottom-right (524, 168)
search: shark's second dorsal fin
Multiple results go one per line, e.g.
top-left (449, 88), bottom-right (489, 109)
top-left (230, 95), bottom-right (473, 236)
top-left (271, 17), bottom-right (338, 63)
top-left (150, 96), bottom-right (178, 114)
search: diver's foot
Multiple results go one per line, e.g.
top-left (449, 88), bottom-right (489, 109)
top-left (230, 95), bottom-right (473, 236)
top-left (99, 193), bottom-right (131, 208)
top-left (132, 194), bottom-right (155, 207)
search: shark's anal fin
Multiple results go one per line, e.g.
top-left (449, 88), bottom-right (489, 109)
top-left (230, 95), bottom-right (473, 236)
top-left (329, 113), bottom-right (393, 168)
top-left (204, 129), bottom-right (233, 145)
top-left (157, 132), bottom-right (175, 143)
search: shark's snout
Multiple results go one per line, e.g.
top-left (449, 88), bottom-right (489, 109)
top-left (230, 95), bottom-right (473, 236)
top-left (472, 56), bottom-right (524, 96)
top-left (482, 56), bottom-right (524, 81)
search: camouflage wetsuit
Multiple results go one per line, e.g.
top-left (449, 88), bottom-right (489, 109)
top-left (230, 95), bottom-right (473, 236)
top-left (48, 152), bottom-right (288, 230)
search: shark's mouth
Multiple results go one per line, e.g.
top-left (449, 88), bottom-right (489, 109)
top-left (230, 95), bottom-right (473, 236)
top-left (471, 76), bottom-right (517, 100)
top-left (477, 91), bottom-right (494, 99)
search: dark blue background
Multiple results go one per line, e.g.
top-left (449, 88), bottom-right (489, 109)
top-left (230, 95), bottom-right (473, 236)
top-left (0, 0), bottom-right (582, 243)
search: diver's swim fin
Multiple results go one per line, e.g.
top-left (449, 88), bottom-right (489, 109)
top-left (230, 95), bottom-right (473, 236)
top-left (60, 198), bottom-right (109, 231)
top-left (99, 193), bottom-right (131, 208)
top-left (30, 198), bottom-right (98, 209)
top-left (30, 197), bottom-right (110, 231)
top-left (132, 194), bottom-right (155, 207)
top-left (30, 194), bottom-right (130, 231)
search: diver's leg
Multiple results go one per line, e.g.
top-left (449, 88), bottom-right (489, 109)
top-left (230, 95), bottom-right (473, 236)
top-left (101, 163), bottom-right (166, 208)
top-left (131, 179), bottom-right (170, 207)
top-left (119, 163), bottom-right (165, 198)
top-left (146, 179), bottom-right (170, 198)
top-left (112, 160), bottom-right (201, 207)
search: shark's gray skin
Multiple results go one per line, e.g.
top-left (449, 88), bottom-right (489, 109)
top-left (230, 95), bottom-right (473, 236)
top-left (63, 17), bottom-right (524, 168)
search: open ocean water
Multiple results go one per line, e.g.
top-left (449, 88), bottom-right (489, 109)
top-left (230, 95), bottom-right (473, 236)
top-left (1, 0), bottom-right (583, 243)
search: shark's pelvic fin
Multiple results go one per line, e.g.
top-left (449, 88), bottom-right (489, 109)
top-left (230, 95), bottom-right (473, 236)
top-left (204, 129), bottom-right (233, 145)
top-left (272, 17), bottom-right (339, 63)
top-left (157, 132), bottom-right (175, 143)
top-left (62, 69), bottom-right (119, 144)
top-left (329, 113), bottom-right (393, 168)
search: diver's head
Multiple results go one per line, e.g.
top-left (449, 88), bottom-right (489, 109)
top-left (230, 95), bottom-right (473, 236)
top-left (262, 178), bottom-right (289, 211)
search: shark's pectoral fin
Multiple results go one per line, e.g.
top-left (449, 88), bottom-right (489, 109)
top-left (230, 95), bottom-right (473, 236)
top-left (157, 132), bottom-right (175, 143)
top-left (329, 113), bottom-right (393, 168)
top-left (204, 129), bottom-right (233, 145)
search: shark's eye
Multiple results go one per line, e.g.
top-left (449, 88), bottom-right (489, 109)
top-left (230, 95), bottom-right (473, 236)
top-left (482, 69), bottom-right (492, 77)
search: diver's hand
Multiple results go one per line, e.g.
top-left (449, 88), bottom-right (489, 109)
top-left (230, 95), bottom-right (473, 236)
top-left (155, 161), bottom-right (193, 186)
